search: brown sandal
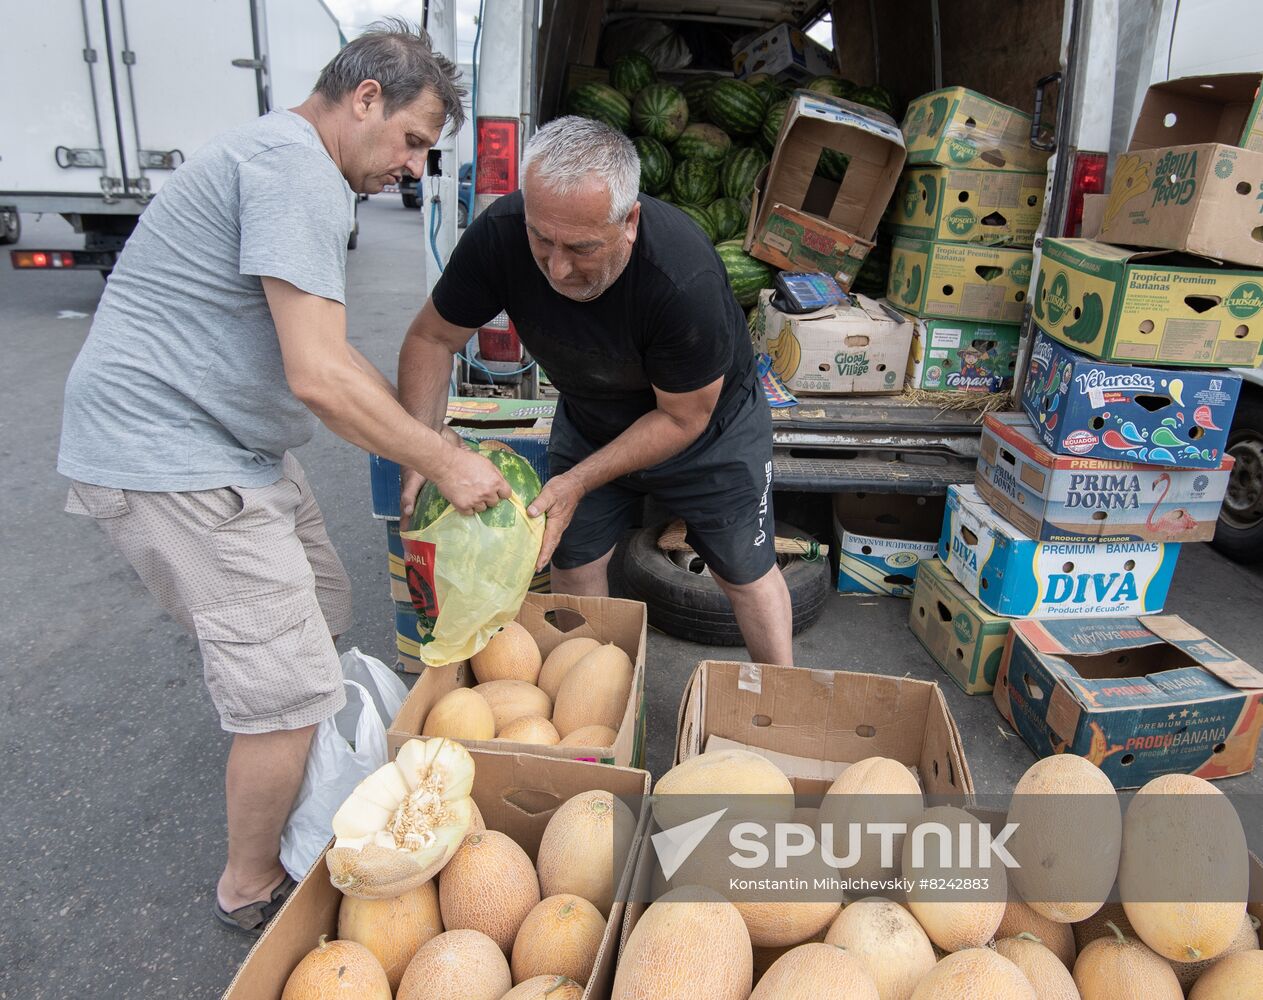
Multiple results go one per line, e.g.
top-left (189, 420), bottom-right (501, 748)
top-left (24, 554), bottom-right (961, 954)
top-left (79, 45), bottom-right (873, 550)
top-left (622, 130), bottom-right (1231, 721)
top-left (213, 875), bottom-right (297, 937)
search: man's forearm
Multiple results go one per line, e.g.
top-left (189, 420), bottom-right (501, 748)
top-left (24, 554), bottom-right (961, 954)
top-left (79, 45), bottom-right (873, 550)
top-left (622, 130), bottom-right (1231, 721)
top-left (348, 343), bottom-right (397, 397)
top-left (567, 408), bottom-right (706, 494)
top-left (399, 332), bottom-right (456, 433)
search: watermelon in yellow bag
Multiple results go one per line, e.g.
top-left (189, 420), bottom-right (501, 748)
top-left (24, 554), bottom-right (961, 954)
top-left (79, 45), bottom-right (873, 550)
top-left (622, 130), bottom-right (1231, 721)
top-left (400, 441), bottom-right (545, 666)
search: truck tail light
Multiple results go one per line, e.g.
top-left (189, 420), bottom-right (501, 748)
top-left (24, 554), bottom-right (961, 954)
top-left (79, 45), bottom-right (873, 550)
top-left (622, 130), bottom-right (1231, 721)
top-left (12, 251), bottom-right (76, 268)
top-left (477, 312), bottom-right (522, 362)
top-left (1062, 150), bottom-right (1107, 238)
top-left (475, 118), bottom-right (520, 197)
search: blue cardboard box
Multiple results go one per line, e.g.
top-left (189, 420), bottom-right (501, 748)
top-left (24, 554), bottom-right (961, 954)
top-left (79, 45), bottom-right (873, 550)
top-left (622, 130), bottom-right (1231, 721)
top-left (833, 492), bottom-right (944, 596)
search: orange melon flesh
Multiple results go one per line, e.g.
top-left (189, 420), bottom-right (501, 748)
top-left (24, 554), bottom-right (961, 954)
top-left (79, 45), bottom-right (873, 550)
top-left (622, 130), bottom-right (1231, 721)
top-left (538, 637), bottom-right (601, 700)
top-left (438, 830), bottom-right (540, 954)
top-left (471, 621), bottom-right (542, 684)
top-left (551, 644), bottom-right (633, 737)
top-left (422, 688), bottom-right (496, 741)
top-left (748, 942), bottom-right (880, 999)
top-left (910, 948), bottom-right (1038, 1000)
top-left (511, 893), bottom-right (606, 985)
top-left (994, 935), bottom-right (1080, 1000)
top-left (1188, 949), bottom-right (1263, 1000)
top-left (337, 880), bottom-right (443, 991)
top-left (537, 789), bottom-right (636, 918)
top-left (396, 928), bottom-right (512, 1000)
top-left (1072, 926), bottom-right (1182, 1000)
top-left (280, 935), bottom-right (391, 1000)
top-left (824, 897), bottom-right (936, 1000)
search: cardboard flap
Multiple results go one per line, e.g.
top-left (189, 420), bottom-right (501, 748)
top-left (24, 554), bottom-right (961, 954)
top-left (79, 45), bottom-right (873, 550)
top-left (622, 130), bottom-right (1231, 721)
top-left (1141, 615), bottom-right (1263, 690)
top-left (1131, 72), bottom-right (1263, 151)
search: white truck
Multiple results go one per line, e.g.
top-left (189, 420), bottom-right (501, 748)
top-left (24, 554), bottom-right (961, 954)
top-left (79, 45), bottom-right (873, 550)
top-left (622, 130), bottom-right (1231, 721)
top-left (1, 0), bottom-right (345, 271)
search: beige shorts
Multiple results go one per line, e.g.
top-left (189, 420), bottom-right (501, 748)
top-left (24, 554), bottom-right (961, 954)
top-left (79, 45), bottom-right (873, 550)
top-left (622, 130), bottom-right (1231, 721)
top-left (66, 453), bottom-right (353, 734)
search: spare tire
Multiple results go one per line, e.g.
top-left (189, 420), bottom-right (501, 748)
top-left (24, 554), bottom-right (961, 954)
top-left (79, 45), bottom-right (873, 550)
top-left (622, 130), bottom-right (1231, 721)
top-left (617, 519), bottom-right (830, 645)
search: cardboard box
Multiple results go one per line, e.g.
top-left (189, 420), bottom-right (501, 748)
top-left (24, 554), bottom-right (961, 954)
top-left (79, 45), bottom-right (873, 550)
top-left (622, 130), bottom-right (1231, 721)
top-left (889, 237), bottom-right (1033, 323)
top-left (1080, 192), bottom-right (1108, 239)
top-left (745, 202), bottom-right (875, 289)
top-left (756, 290), bottom-right (913, 395)
top-left (221, 749), bottom-right (651, 1000)
top-left (731, 22), bottom-right (835, 82)
top-left (833, 491), bottom-right (944, 597)
top-left (1128, 72), bottom-right (1263, 153)
top-left (389, 592), bottom-right (648, 767)
top-left (901, 87), bottom-right (1052, 172)
top-left (888, 165), bottom-right (1046, 246)
top-left (977, 412), bottom-right (1235, 544)
top-left (939, 484), bottom-right (1180, 619)
top-left (1032, 237), bottom-right (1263, 368)
top-left (905, 315), bottom-right (1020, 392)
top-left (992, 616), bottom-right (1263, 788)
top-left (1098, 142), bottom-right (1263, 268)
top-left (909, 557), bottom-right (1011, 695)
top-left (1021, 329), bottom-right (1242, 470)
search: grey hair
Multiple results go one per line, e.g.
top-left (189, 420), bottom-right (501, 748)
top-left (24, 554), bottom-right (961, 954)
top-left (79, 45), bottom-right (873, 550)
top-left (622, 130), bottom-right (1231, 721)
top-left (521, 116), bottom-right (641, 223)
top-left (314, 17), bottom-right (466, 133)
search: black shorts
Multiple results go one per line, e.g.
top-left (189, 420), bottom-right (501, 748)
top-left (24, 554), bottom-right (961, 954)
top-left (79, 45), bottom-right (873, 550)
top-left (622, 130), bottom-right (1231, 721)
top-left (548, 379), bottom-right (777, 585)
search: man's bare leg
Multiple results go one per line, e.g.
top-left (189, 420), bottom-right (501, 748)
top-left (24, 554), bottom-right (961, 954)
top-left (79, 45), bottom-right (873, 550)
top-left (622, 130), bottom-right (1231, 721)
top-left (549, 546), bottom-right (617, 598)
top-left (712, 563), bottom-right (794, 665)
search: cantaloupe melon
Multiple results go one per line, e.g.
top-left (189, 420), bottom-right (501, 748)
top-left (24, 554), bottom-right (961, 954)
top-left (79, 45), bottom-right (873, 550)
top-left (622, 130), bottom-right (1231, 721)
top-left (732, 898), bottom-right (843, 949)
top-left (438, 830), bottom-right (540, 954)
top-left (538, 637), bottom-right (601, 700)
top-left (551, 644), bottom-right (633, 737)
top-left (652, 747), bottom-right (794, 830)
top-left (1007, 755), bottom-right (1121, 924)
top-left (994, 935), bottom-right (1081, 1000)
top-left (281, 936), bottom-right (391, 1000)
top-left (502, 975), bottom-right (584, 1000)
top-left (471, 621), bottom-right (542, 685)
top-left (824, 897), bottom-right (936, 1000)
top-left (337, 880), bottom-right (443, 991)
top-left (1072, 923), bottom-right (1182, 1000)
top-left (611, 887), bottom-right (753, 1000)
top-left (422, 688), bottom-right (496, 741)
top-left (557, 724), bottom-right (619, 748)
top-left (1188, 949), bottom-right (1263, 1000)
top-left (474, 680), bottom-right (553, 734)
top-left (1071, 902), bottom-right (1134, 953)
top-left (1119, 774), bottom-right (1249, 963)
top-left (470, 797), bottom-right (486, 831)
top-left (748, 942), bottom-right (880, 999)
top-left (910, 948), bottom-right (1037, 1000)
top-left (496, 716), bottom-right (560, 746)
top-left (1168, 912), bottom-right (1260, 991)
top-left (997, 900), bottom-right (1077, 969)
top-left (537, 789), bottom-right (636, 918)
top-left (396, 928), bottom-right (512, 1000)
top-left (752, 936), bottom-right (824, 986)
top-left (511, 893), bottom-right (606, 986)
top-left (820, 756), bottom-right (923, 885)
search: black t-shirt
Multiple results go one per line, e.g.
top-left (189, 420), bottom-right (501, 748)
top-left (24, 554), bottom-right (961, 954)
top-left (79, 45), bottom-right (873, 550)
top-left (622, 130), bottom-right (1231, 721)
top-left (430, 191), bottom-right (757, 447)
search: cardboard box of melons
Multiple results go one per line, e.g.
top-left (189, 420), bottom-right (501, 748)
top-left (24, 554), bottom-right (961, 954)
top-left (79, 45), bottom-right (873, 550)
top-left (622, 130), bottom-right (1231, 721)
top-left (388, 593), bottom-right (648, 768)
top-left (222, 744), bottom-right (651, 1000)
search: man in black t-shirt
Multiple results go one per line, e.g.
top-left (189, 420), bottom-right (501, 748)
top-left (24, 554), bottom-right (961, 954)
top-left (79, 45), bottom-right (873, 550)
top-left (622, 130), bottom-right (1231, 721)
top-left (398, 116), bottom-right (792, 664)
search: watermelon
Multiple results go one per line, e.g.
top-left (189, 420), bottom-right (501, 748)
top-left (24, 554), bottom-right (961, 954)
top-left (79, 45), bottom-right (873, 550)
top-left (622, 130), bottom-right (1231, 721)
top-left (715, 241), bottom-right (774, 308)
top-left (672, 123), bottom-right (731, 164)
top-left (760, 98), bottom-right (790, 152)
top-left (633, 136), bottom-right (673, 194)
top-left (681, 75), bottom-right (719, 124)
top-left (705, 197), bottom-right (748, 242)
top-left (632, 84), bottom-right (689, 143)
top-left (708, 78), bottom-right (766, 137)
top-left (721, 146), bottom-right (769, 201)
top-left (817, 148), bottom-right (850, 183)
top-left (407, 441), bottom-right (541, 533)
top-left (568, 82), bottom-right (632, 133)
top-left (677, 204), bottom-right (718, 242)
top-left (744, 73), bottom-right (786, 107)
top-left (610, 51), bottom-right (655, 100)
top-left (806, 76), bottom-right (857, 100)
top-left (853, 84), bottom-right (896, 116)
top-left (671, 158), bottom-right (720, 206)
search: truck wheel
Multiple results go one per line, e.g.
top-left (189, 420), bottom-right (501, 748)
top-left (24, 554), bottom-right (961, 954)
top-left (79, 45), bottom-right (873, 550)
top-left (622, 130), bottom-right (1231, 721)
top-left (402, 192), bottom-right (419, 209)
top-left (617, 519), bottom-right (830, 646)
top-left (1211, 391), bottom-right (1263, 563)
top-left (0, 207), bottom-right (19, 245)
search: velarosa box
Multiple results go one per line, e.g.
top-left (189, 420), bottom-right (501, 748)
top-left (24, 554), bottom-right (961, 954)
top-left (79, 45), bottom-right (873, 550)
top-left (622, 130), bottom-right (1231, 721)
top-left (1021, 329), bottom-right (1241, 470)
top-left (888, 165), bottom-right (1046, 246)
top-left (833, 491), bottom-right (944, 597)
top-left (888, 237), bottom-right (1033, 324)
top-left (900, 87), bottom-right (1052, 173)
top-left (389, 592), bottom-right (648, 768)
top-left (1032, 237), bottom-right (1263, 368)
top-left (755, 289), bottom-right (913, 395)
top-left (745, 201), bottom-right (874, 290)
top-left (731, 22), bottom-right (835, 81)
top-left (221, 749), bottom-right (651, 1000)
top-left (909, 557), bottom-right (1011, 695)
top-left (992, 616), bottom-right (1263, 788)
top-left (938, 484), bottom-right (1180, 619)
top-left (977, 412), bottom-right (1235, 544)
top-left (905, 315), bottom-right (1020, 392)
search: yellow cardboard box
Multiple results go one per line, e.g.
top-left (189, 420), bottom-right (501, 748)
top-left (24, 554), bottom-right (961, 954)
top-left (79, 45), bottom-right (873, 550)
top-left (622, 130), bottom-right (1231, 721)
top-left (888, 237), bottom-right (1033, 323)
top-left (889, 165), bottom-right (1046, 246)
top-left (901, 87), bottom-right (1051, 172)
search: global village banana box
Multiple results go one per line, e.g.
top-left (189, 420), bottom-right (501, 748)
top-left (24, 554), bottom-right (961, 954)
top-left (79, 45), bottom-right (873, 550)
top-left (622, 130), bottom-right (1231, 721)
top-left (1031, 237), bottom-right (1263, 367)
top-left (833, 492), bottom-right (944, 597)
top-left (938, 484), bottom-right (1179, 618)
top-left (908, 557), bottom-right (1011, 695)
top-left (888, 237), bottom-right (1033, 324)
top-left (977, 412), bottom-right (1235, 544)
top-left (1021, 329), bottom-right (1241, 470)
top-left (900, 86), bottom-right (1052, 173)
top-left (905, 315), bottom-right (1020, 392)
top-left (888, 165), bottom-right (1046, 246)
top-left (992, 614), bottom-right (1263, 787)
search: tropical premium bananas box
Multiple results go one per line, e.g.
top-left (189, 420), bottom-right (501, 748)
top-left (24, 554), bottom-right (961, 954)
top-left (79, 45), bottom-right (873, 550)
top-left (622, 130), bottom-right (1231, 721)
top-left (908, 557), bottom-right (1011, 695)
top-left (905, 316), bottom-right (1020, 392)
top-left (888, 237), bottom-right (1033, 323)
top-left (938, 484), bottom-right (1180, 618)
top-left (992, 615), bottom-right (1263, 787)
top-left (889, 165), bottom-right (1046, 246)
top-left (1021, 329), bottom-right (1241, 470)
top-left (901, 87), bottom-right (1052, 172)
top-left (833, 492), bottom-right (944, 596)
top-left (1031, 237), bottom-right (1263, 367)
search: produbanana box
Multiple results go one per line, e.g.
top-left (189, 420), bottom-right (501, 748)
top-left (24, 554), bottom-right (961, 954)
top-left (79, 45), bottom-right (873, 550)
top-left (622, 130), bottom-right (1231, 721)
top-left (977, 412), bottom-right (1235, 544)
top-left (992, 615), bottom-right (1263, 788)
top-left (938, 484), bottom-right (1180, 619)
top-left (889, 165), bottom-right (1046, 246)
top-left (1031, 237), bottom-right (1263, 367)
top-left (905, 315), bottom-right (1020, 392)
top-left (908, 557), bottom-right (1011, 695)
top-left (888, 237), bottom-right (1033, 324)
top-left (900, 86), bottom-right (1052, 172)
top-left (833, 492), bottom-right (943, 597)
top-left (1021, 329), bottom-right (1241, 470)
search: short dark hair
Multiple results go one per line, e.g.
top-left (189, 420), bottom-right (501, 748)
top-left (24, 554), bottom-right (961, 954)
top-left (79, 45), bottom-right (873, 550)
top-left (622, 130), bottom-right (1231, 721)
top-left (314, 18), bottom-right (466, 132)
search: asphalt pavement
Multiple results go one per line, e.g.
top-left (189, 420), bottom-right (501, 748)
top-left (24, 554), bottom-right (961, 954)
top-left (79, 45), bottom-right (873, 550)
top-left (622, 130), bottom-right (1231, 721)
top-left (1, 197), bottom-right (1261, 998)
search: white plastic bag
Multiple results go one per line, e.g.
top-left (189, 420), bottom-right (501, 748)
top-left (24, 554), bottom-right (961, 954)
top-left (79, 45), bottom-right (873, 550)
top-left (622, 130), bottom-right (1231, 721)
top-left (278, 648), bottom-right (408, 881)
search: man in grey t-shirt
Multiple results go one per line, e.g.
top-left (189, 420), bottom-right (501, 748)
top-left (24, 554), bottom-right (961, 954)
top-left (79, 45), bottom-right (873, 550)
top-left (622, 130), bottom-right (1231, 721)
top-left (57, 22), bottom-right (509, 934)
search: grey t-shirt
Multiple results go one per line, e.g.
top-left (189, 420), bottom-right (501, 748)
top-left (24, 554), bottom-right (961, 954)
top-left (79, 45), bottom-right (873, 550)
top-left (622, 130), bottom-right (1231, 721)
top-left (57, 109), bottom-right (355, 491)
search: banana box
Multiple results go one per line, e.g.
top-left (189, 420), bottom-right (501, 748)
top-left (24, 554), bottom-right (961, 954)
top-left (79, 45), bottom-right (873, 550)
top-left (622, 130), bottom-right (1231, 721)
top-left (905, 316), bottom-right (1020, 392)
top-left (888, 237), bottom-right (1033, 323)
top-left (1021, 329), bottom-right (1241, 470)
top-left (901, 87), bottom-right (1052, 172)
top-left (833, 492), bottom-right (944, 597)
top-left (1032, 237), bottom-right (1263, 367)
top-left (386, 518), bottom-right (409, 602)
top-left (938, 484), bottom-right (1180, 618)
top-left (908, 557), bottom-right (1011, 695)
top-left (993, 615), bottom-right (1263, 788)
top-left (889, 165), bottom-right (1046, 246)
